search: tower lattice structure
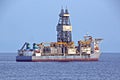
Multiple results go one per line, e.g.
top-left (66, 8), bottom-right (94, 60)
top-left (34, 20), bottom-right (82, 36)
top-left (56, 8), bottom-right (72, 43)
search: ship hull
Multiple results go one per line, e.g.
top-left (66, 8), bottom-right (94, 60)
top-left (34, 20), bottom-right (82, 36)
top-left (16, 52), bottom-right (101, 62)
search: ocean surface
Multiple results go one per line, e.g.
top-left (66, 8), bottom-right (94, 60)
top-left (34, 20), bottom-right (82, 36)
top-left (0, 53), bottom-right (120, 80)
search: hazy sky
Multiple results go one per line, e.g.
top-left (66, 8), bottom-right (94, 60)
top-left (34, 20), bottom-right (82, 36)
top-left (0, 0), bottom-right (120, 53)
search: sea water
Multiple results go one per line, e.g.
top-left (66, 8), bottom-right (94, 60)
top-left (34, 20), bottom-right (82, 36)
top-left (0, 53), bottom-right (120, 80)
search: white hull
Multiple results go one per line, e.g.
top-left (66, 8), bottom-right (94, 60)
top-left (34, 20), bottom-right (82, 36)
top-left (16, 52), bottom-right (101, 62)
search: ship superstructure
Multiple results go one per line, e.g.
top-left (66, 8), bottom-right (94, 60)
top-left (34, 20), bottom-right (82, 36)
top-left (16, 8), bottom-right (102, 62)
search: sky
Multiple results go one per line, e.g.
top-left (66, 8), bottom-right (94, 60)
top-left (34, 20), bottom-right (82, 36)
top-left (0, 0), bottom-right (120, 53)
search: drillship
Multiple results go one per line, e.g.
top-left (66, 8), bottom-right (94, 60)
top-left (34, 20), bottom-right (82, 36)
top-left (16, 8), bottom-right (102, 62)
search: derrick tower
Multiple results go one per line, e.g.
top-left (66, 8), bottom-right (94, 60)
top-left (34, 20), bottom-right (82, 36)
top-left (56, 8), bottom-right (72, 43)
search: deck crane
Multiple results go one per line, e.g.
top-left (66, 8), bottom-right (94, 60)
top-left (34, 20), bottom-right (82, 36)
top-left (18, 42), bottom-right (30, 56)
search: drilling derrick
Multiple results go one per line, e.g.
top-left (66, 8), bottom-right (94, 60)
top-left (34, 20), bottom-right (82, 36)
top-left (56, 8), bottom-right (72, 43)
